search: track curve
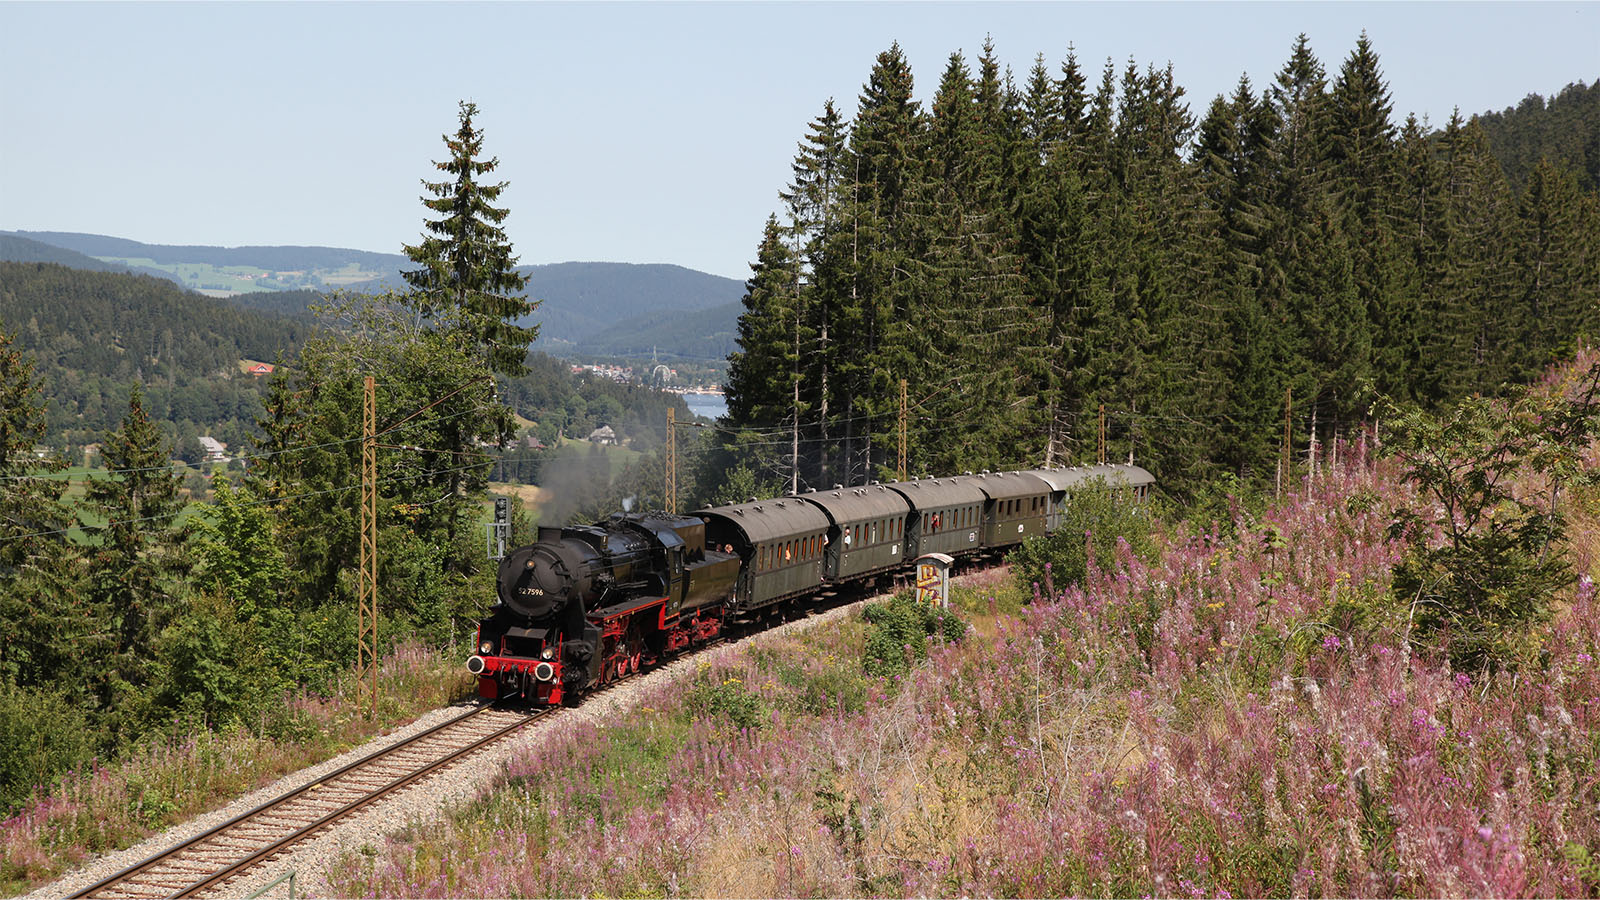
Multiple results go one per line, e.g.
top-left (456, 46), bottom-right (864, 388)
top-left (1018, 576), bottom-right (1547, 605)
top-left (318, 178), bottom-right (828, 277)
top-left (70, 706), bottom-right (540, 899)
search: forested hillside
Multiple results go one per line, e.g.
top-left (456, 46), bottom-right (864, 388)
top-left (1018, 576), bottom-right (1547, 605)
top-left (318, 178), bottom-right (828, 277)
top-left (520, 262), bottom-right (744, 353)
top-left (570, 300), bottom-right (741, 360)
top-left (3, 231), bottom-right (403, 277)
top-left (0, 262), bottom-right (304, 450)
top-left (0, 235), bottom-right (137, 273)
top-left (5, 232), bottom-right (745, 356)
top-left (721, 35), bottom-right (1600, 500)
top-left (1477, 79), bottom-right (1599, 191)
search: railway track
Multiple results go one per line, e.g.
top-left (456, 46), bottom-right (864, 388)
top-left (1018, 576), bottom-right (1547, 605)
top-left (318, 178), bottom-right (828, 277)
top-left (70, 705), bottom-right (542, 900)
top-left (62, 571), bottom-right (944, 899)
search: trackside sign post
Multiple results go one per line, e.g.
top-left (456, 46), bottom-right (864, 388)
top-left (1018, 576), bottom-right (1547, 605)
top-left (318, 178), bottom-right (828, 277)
top-left (915, 553), bottom-right (954, 609)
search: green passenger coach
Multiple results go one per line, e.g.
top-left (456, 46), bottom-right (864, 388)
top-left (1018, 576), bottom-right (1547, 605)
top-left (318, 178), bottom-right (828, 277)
top-left (793, 483), bottom-right (913, 582)
top-left (695, 498), bottom-right (828, 611)
top-left (883, 475), bottom-right (988, 559)
top-left (971, 470), bottom-right (1051, 548)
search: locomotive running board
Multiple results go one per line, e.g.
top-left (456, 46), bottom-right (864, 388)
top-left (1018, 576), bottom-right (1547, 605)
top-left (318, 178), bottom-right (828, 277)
top-left (592, 595), bottom-right (668, 622)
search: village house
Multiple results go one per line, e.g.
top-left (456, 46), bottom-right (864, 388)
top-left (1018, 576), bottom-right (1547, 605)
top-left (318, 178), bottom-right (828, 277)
top-left (198, 437), bottom-right (229, 463)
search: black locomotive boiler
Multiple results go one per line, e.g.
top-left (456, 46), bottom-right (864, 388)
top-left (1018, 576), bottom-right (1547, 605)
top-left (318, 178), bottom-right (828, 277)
top-left (468, 463), bottom-right (1155, 704)
top-left (468, 513), bottom-right (737, 704)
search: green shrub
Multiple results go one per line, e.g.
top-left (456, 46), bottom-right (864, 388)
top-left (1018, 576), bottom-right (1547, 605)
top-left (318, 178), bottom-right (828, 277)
top-left (1009, 482), bottom-right (1158, 595)
top-left (143, 593), bottom-right (282, 732)
top-left (861, 591), bottom-right (967, 678)
top-left (797, 665), bottom-right (869, 716)
top-left (0, 681), bottom-right (95, 815)
top-left (685, 670), bottom-right (766, 730)
top-left (1381, 368), bottom-right (1600, 671)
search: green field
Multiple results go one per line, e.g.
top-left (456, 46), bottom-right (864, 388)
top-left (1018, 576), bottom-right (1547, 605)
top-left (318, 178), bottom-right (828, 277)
top-left (35, 465), bottom-right (212, 544)
top-left (94, 257), bottom-right (385, 295)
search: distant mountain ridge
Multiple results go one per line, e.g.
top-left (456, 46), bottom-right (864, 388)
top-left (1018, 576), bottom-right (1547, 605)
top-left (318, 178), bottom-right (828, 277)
top-left (1, 231), bottom-right (746, 357)
top-left (4, 231), bottom-right (405, 273)
top-left (0, 234), bottom-right (151, 275)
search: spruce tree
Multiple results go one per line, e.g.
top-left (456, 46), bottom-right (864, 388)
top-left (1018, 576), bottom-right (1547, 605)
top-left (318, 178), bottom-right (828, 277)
top-left (831, 43), bottom-right (925, 483)
top-left (1329, 33), bottom-right (1415, 404)
top-left (1194, 80), bottom-right (1292, 477)
top-left (0, 324), bottom-right (84, 690)
top-left (403, 100), bottom-right (540, 377)
top-left (723, 217), bottom-right (809, 490)
top-left (86, 385), bottom-right (188, 699)
top-left (1510, 159), bottom-right (1599, 378)
top-left (780, 101), bottom-right (849, 487)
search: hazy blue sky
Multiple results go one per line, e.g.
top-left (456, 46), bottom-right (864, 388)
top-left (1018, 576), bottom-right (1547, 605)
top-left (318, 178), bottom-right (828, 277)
top-left (2, 2), bottom-right (1595, 280)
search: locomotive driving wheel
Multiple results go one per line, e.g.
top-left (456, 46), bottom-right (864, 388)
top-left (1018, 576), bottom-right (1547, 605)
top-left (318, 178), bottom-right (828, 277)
top-left (624, 619), bottom-right (646, 675)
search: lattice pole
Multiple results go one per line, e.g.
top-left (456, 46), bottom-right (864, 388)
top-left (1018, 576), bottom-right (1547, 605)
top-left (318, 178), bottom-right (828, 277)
top-left (666, 406), bottom-right (677, 513)
top-left (358, 375), bottom-right (379, 720)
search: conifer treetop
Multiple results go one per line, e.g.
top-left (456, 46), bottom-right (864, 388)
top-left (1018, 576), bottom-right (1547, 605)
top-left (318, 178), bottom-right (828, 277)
top-left (403, 100), bottom-right (539, 377)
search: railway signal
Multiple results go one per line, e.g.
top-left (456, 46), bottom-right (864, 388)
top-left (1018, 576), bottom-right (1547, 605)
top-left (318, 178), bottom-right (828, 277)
top-left (487, 496), bottom-right (510, 559)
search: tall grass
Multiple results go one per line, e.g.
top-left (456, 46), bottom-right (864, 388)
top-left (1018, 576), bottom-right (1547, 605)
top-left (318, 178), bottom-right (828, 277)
top-left (331, 447), bottom-right (1600, 898)
top-left (0, 642), bottom-right (472, 894)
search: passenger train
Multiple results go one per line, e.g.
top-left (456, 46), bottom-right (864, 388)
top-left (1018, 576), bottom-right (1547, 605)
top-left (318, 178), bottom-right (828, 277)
top-left (467, 463), bottom-right (1153, 704)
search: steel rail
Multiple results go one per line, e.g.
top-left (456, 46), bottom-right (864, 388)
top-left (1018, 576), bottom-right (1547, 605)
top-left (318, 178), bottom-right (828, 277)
top-left (71, 705), bottom-right (539, 900)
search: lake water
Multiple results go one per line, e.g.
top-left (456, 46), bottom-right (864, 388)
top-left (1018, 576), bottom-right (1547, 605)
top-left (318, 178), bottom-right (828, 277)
top-left (683, 393), bottom-right (727, 421)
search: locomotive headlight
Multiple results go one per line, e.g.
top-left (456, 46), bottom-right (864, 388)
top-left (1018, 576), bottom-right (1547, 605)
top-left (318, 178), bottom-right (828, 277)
top-left (479, 640), bottom-right (494, 655)
top-left (540, 646), bottom-right (555, 660)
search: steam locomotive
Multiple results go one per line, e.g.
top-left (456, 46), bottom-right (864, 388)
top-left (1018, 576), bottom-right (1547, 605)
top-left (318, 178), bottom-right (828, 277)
top-left (467, 463), bottom-right (1153, 704)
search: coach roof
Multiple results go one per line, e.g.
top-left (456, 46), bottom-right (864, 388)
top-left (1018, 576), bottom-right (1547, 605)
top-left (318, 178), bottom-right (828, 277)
top-left (794, 482), bottom-right (910, 526)
top-left (1025, 463), bottom-right (1156, 492)
top-left (968, 470), bottom-right (1051, 501)
top-left (882, 475), bottom-right (988, 511)
top-left (694, 497), bottom-right (830, 545)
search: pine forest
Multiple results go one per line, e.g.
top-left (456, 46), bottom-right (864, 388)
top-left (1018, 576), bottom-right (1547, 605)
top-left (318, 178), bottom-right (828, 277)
top-left (720, 36), bottom-right (1599, 501)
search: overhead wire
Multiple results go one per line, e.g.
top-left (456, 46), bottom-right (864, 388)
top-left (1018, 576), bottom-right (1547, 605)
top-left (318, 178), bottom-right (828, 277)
top-left (1, 391), bottom-right (502, 483)
top-left (0, 459), bottom-right (495, 546)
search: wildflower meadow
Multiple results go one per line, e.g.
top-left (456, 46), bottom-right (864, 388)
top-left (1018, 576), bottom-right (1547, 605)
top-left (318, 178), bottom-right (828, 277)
top-left (331, 441), bottom-right (1600, 898)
